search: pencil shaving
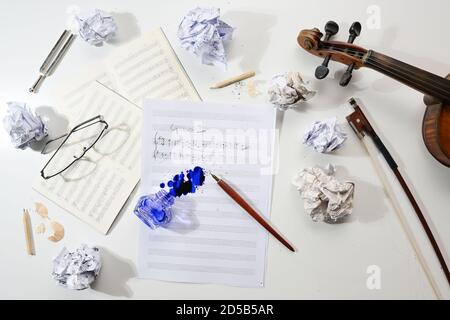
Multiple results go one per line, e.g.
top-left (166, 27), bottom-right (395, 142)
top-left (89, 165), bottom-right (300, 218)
top-left (35, 202), bottom-right (49, 219)
top-left (247, 79), bottom-right (258, 97)
top-left (36, 223), bottom-right (46, 234)
top-left (48, 221), bottom-right (65, 242)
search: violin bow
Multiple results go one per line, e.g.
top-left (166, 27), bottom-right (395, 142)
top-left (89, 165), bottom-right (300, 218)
top-left (346, 98), bottom-right (450, 296)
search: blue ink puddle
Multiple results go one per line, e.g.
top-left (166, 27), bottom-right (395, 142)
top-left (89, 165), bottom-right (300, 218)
top-left (134, 166), bottom-right (205, 229)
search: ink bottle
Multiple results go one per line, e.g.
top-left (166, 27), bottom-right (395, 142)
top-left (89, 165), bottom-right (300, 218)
top-left (134, 190), bottom-right (174, 229)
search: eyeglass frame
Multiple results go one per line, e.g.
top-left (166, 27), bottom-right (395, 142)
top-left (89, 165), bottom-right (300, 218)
top-left (40, 115), bottom-right (109, 180)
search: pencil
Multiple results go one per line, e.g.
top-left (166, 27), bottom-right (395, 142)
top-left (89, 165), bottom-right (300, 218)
top-left (210, 173), bottom-right (295, 252)
top-left (22, 209), bottom-right (35, 255)
top-left (210, 71), bottom-right (256, 89)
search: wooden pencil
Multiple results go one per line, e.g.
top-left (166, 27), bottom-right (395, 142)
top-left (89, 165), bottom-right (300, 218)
top-left (23, 209), bottom-right (35, 255)
top-left (210, 71), bottom-right (256, 89)
top-left (211, 173), bottom-right (295, 252)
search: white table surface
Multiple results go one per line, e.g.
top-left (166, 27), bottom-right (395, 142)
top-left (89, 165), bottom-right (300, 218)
top-left (1, 0), bottom-right (449, 300)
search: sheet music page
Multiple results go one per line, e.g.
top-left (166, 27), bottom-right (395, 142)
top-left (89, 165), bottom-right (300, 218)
top-left (104, 28), bottom-right (200, 106)
top-left (138, 100), bottom-right (276, 287)
top-left (32, 83), bottom-right (142, 234)
top-left (52, 64), bottom-right (116, 112)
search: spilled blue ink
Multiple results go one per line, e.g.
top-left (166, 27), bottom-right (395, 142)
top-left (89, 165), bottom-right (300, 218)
top-left (134, 166), bottom-right (205, 229)
top-left (165, 166), bottom-right (205, 197)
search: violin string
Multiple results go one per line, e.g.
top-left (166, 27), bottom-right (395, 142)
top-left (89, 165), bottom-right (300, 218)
top-left (324, 45), bottom-right (450, 94)
top-left (366, 58), bottom-right (450, 93)
top-left (366, 60), bottom-right (450, 99)
top-left (325, 45), bottom-right (450, 89)
top-left (325, 49), bottom-right (450, 100)
top-left (364, 56), bottom-right (450, 95)
top-left (326, 46), bottom-right (430, 75)
top-left (365, 57), bottom-right (450, 98)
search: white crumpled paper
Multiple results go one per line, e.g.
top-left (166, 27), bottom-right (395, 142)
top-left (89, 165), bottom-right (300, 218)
top-left (177, 7), bottom-right (234, 67)
top-left (3, 102), bottom-right (47, 149)
top-left (268, 72), bottom-right (316, 110)
top-left (76, 9), bottom-right (117, 46)
top-left (52, 244), bottom-right (102, 290)
top-left (303, 117), bottom-right (347, 153)
top-left (292, 165), bottom-right (354, 223)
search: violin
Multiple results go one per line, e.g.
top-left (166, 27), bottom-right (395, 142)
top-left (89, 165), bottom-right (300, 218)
top-left (298, 21), bottom-right (450, 167)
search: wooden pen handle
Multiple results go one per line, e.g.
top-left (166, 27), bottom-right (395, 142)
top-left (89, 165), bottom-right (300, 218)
top-left (217, 179), bottom-right (295, 252)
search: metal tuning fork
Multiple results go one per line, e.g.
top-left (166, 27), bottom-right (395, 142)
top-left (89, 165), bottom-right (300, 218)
top-left (29, 30), bottom-right (76, 94)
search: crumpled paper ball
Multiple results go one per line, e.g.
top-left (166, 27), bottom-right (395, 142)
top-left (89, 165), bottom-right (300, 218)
top-left (52, 244), bottom-right (102, 290)
top-left (3, 102), bottom-right (47, 149)
top-left (268, 72), bottom-right (316, 110)
top-left (76, 9), bottom-right (117, 46)
top-left (177, 7), bottom-right (234, 67)
top-left (292, 165), bottom-right (354, 223)
top-left (303, 117), bottom-right (347, 153)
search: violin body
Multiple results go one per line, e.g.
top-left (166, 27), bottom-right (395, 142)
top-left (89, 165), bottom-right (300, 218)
top-left (298, 28), bottom-right (450, 167)
top-left (423, 82), bottom-right (450, 167)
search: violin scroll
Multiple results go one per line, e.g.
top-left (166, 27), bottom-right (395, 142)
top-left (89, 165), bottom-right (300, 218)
top-left (298, 23), bottom-right (368, 79)
top-left (297, 28), bottom-right (323, 51)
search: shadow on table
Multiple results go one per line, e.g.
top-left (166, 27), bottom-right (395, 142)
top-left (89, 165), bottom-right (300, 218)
top-left (108, 181), bottom-right (140, 235)
top-left (109, 12), bottom-right (141, 46)
top-left (335, 165), bottom-right (388, 224)
top-left (222, 10), bottom-right (277, 72)
top-left (92, 247), bottom-right (136, 298)
top-left (30, 106), bottom-right (69, 152)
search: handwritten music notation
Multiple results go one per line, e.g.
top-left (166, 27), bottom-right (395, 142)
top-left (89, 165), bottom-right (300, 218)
top-left (152, 126), bottom-right (250, 164)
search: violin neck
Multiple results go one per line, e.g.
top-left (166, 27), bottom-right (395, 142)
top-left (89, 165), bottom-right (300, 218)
top-left (365, 50), bottom-right (450, 104)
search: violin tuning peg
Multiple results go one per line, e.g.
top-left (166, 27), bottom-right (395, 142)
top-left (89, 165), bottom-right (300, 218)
top-left (315, 21), bottom-right (339, 80)
top-left (315, 64), bottom-right (330, 79)
top-left (340, 56), bottom-right (357, 87)
top-left (339, 67), bottom-right (354, 87)
top-left (339, 22), bottom-right (362, 86)
top-left (324, 21), bottom-right (339, 39)
top-left (347, 22), bottom-right (362, 44)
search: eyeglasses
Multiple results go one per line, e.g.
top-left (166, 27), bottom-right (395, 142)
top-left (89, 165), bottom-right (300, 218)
top-left (41, 116), bottom-right (109, 180)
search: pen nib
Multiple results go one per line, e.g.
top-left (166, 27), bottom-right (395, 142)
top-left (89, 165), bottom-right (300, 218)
top-left (210, 173), bottom-right (220, 182)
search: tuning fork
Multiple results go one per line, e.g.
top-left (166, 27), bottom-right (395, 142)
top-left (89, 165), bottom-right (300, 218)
top-left (29, 30), bottom-right (76, 94)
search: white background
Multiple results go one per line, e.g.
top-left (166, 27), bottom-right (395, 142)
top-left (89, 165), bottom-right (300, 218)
top-left (0, 0), bottom-right (449, 299)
